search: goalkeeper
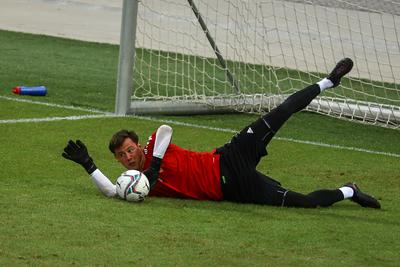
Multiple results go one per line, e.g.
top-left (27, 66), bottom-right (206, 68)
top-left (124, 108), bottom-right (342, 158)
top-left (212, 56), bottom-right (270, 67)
top-left (62, 58), bottom-right (381, 209)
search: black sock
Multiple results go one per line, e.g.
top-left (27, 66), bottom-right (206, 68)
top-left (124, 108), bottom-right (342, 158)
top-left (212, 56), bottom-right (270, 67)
top-left (283, 189), bottom-right (344, 208)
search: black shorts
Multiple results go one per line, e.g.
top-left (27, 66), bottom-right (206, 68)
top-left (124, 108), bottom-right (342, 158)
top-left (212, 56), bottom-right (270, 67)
top-left (216, 112), bottom-right (289, 206)
top-left (216, 84), bottom-right (321, 205)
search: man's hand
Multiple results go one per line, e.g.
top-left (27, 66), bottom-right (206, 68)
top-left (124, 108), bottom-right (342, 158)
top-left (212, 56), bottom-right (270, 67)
top-left (62, 140), bottom-right (97, 174)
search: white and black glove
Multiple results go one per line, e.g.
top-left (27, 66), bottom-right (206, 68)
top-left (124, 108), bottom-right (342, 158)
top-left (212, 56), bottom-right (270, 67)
top-left (63, 140), bottom-right (117, 197)
top-left (62, 140), bottom-right (97, 174)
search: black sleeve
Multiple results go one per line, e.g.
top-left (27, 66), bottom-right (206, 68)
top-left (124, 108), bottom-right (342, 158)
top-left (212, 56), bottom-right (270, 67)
top-left (143, 157), bottom-right (162, 189)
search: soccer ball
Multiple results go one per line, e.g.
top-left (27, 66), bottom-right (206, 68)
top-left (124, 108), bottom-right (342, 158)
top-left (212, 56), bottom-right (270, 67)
top-left (116, 170), bottom-right (150, 202)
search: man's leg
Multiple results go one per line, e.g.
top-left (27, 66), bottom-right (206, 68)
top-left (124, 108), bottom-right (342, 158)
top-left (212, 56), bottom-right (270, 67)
top-left (219, 58), bottom-right (354, 167)
top-left (255, 84), bottom-right (320, 145)
top-left (282, 189), bottom-right (344, 208)
top-left (225, 83), bottom-right (321, 166)
top-left (218, 58), bottom-right (355, 204)
top-left (282, 183), bottom-right (381, 209)
top-left (249, 58), bottom-right (354, 146)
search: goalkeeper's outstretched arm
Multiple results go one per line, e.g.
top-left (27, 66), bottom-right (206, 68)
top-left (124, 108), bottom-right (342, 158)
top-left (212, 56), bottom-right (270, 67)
top-left (62, 140), bottom-right (117, 197)
top-left (62, 125), bottom-right (172, 197)
top-left (144, 125), bottom-right (173, 188)
top-left (90, 169), bottom-right (117, 197)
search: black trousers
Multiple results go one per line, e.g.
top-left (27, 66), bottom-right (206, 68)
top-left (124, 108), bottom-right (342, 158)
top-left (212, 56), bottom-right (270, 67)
top-left (218, 84), bottom-right (344, 207)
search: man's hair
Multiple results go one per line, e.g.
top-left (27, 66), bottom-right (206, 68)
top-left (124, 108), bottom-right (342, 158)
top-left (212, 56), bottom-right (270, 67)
top-left (109, 129), bottom-right (139, 154)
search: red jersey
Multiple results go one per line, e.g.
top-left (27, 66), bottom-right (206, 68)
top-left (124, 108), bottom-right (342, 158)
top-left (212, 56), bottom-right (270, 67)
top-left (143, 132), bottom-right (223, 200)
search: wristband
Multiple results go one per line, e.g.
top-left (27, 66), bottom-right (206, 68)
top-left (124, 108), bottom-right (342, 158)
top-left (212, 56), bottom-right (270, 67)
top-left (82, 157), bottom-right (97, 174)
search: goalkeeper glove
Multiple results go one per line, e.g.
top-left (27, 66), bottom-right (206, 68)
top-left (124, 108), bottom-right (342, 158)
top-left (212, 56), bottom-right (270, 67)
top-left (62, 140), bottom-right (97, 174)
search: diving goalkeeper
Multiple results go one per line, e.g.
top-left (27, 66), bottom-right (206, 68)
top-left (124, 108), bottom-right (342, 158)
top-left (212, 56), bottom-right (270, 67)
top-left (62, 58), bottom-right (381, 209)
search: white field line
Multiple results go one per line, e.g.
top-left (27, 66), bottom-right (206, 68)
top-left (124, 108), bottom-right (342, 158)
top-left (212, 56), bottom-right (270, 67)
top-left (0, 114), bottom-right (121, 124)
top-left (1, 95), bottom-right (399, 158)
top-left (0, 95), bottom-right (111, 114)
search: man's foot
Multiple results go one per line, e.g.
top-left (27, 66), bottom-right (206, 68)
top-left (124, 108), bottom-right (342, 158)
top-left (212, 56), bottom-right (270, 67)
top-left (344, 182), bottom-right (381, 209)
top-left (327, 58), bottom-right (354, 87)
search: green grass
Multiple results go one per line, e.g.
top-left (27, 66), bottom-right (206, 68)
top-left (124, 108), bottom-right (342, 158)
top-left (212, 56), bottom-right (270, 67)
top-left (0, 30), bottom-right (119, 111)
top-left (0, 30), bottom-right (399, 266)
top-left (0, 106), bottom-right (399, 266)
top-left (0, 98), bottom-right (92, 119)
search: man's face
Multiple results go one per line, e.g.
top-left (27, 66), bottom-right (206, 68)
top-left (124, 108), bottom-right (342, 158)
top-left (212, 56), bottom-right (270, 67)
top-left (114, 138), bottom-right (145, 171)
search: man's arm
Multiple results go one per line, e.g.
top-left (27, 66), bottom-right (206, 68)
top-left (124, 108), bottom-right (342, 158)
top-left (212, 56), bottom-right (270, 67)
top-left (62, 140), bottom-right (116, 197)
top-left (144, 125), bottom-right (173, 188)
top-left (90, 169), bottom-right (116, 197)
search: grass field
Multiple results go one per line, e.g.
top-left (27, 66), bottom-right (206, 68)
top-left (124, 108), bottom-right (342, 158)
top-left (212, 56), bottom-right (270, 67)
top-left (0, 30), bottom-right (400, 266)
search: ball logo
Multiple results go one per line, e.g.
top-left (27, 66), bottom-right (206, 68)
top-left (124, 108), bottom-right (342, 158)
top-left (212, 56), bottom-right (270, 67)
top-left (116, 170), bottom-right (150, 202)
top-left (123, 173), bottom-right (141, 197)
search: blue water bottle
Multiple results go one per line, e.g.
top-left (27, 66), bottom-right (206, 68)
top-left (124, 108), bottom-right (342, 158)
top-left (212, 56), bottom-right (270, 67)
top-left (12, 86), bottom-right (47, 96)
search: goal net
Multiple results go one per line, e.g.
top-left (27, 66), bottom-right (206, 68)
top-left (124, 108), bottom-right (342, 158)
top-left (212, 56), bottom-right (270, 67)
top-left (119, 0), bottom-right (400, 128)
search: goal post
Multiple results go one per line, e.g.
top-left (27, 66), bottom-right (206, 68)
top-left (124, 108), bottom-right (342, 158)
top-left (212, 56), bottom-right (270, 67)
top-left (116, 0), bottom-right (400, 128)
top-left (115, 0), bottom-right (138, 115)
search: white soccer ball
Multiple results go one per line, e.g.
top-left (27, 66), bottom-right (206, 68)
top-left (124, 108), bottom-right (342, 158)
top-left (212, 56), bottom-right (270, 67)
top-left (116, 170), bottom-right (150, 202)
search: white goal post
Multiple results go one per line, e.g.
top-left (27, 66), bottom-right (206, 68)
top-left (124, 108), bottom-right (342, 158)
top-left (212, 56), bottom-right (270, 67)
top-left (116, 0), bottom-right (400, 128)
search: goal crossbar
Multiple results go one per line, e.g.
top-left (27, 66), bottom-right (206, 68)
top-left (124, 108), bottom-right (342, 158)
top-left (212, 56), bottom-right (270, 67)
top-left (129, 95), bottom-right (400, 126)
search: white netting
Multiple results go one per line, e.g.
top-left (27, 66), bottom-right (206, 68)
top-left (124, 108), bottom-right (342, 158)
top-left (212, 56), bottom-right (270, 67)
top-left (130, 0), bottom-right (400, 128)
